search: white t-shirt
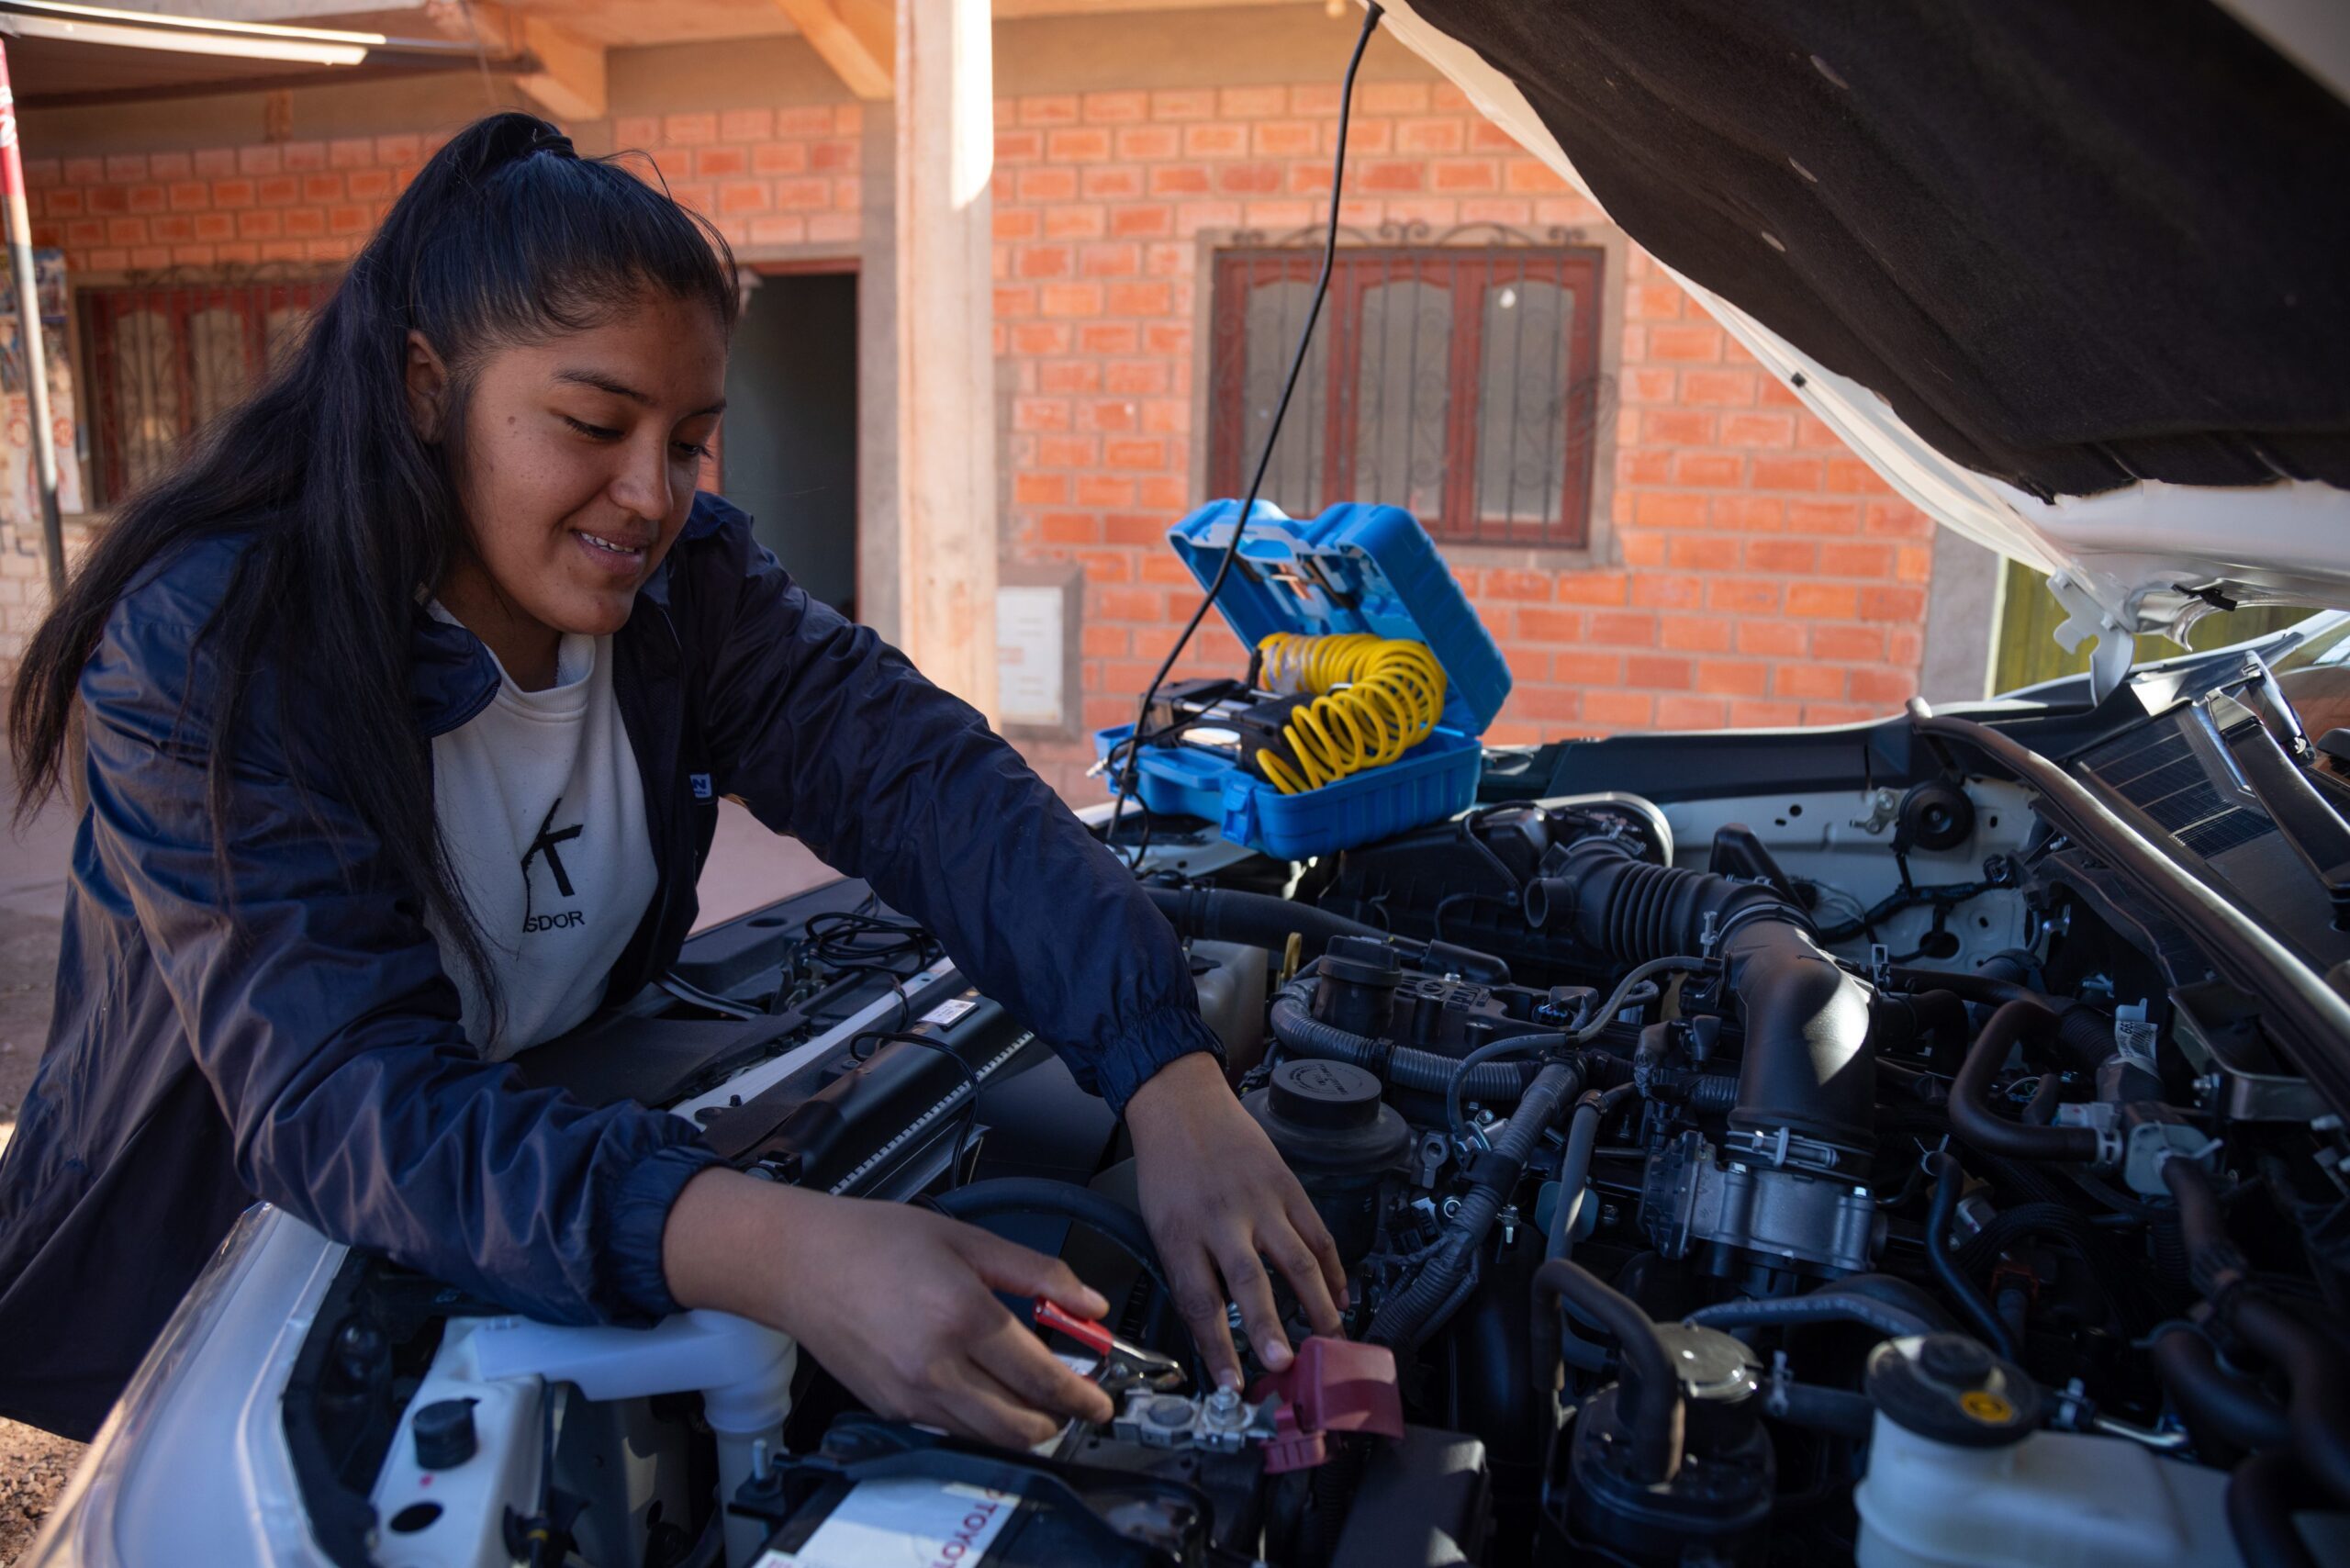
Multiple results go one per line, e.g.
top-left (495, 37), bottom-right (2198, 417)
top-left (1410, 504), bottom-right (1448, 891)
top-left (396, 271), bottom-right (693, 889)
top-left (424, 614), bottom-right (659, 1060)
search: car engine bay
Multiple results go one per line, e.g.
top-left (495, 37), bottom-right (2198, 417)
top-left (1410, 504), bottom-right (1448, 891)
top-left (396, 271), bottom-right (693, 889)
top-left (196, 648), bottom-right (2350, 1568)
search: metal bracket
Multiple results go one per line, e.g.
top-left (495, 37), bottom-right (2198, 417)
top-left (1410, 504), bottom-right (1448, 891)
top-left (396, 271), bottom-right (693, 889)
top-left (2047, 569), bottom-right (2138, 706)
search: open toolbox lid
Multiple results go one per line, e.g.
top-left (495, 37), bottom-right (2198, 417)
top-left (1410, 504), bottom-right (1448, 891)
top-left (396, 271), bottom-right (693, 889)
top-left (1168, 499), bottom-right (1512, 736)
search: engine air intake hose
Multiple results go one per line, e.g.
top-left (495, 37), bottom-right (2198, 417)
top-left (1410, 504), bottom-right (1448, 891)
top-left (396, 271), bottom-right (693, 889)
top-left (1252, 632), bottom-right (1447, 795)
top-left (1524, 835), bottom-right (1876, 1153)
top-left (1145, 885), bottom-right (1508, 984)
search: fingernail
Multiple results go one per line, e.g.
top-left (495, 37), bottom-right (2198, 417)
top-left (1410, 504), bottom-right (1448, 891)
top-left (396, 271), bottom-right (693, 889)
top-left (1217, 1367), bottom-right (1243, 1392)
top-left (1080, 1288), bottom-right (1108, 1316)
top-left (1261, 1341), bottom-right (1293, 1370)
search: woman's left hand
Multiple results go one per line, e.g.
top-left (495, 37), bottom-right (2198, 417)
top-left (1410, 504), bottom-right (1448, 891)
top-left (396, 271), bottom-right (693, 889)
top-left (1125, 1050), bottom-right (1349, 1390)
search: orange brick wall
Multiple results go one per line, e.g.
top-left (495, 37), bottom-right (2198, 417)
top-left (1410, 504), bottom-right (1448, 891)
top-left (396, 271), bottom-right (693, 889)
top-left (986, 78), bottom-right (1934, 797)
top-left (14, 82), bottom-right (1933, 779)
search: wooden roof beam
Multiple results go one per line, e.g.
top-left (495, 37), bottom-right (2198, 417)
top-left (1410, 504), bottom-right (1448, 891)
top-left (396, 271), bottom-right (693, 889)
top-left (512, 13), bottom-right (606, 122)
top-left (775, 0), bottom-right (892, 100)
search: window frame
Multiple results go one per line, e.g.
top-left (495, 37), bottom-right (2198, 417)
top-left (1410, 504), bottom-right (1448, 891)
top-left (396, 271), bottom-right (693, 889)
top-left (1206, 241), bottom-right (1609, 552)
top-left (77, 275), bottom-right (331, 508)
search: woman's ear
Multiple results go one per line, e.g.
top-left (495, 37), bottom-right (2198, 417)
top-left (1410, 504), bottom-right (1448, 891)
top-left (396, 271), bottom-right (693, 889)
top-left (403, 330), bottom-right (451, 442)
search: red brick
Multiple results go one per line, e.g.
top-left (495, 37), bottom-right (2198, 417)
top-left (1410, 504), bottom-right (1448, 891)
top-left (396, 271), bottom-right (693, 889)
top-left (1105, 281), bottom-right (1173, 316)
top-left (1848, 668), bottom-right (1915, 707)
top-left (1787, 498), bottom-right (1863, 535)
top-left (1111, 204), bottom-right (1174, 238)
top-left (1649, 324), bottom-right (1723, 362)
top-left (1819, 542), bottom-right (1895, 577)
top-left (1516, 607), bottom-right (1583, 642)
top-left (1750, 455), bottom-right (1824, 490)
top-left (1149, 163), bottom-right (1213, 196)
top-left (166, 181), bottom-right (214, 211)
top-left (282, 208), bottom-right (326, 239)
top-left (1777, 664), bottom-right (1848, 700)
top-left (1708, 578), bottom-right (1781, 614)
top-left (1183, 124), bottom-right (1248, 158)
top-left (1509, 686), bottom-right (1583, 723)
top-left (1639, 408), bottom-right (1717, 446)
top-left (1504, 159), bottom-right (1569, 193)
top-left (1667, 535), bottom-right (1739, 571)
top-left (1048, 128), bottom-right (1113, 162)
top-left (1626, 655), bottom-right (1694, 689)
top-left (257, 175), bottom-right (299, 206)
top-left (1661, 615), bottom-right (1735, 653)
top-left (1682, 368), bottom-right (1756, 405)
top-left (1219, 84), bottom-right (1289, 118)
top-left (1548, 650), bottom-right (1621, 685)
top-left (1119, 126), bottom-right (1181, 161)
top-left (753, 143), bottom-right (809, 176)
top-left (1397, 118), bottom-right (1466, 154)
top-left (1860, 585), bottom-right (1928, 622)
top-left (663, 112), bottom-right (718, 144)
top-left (1217, 162), bottom-right (1282, 195)
top-left (1654, 695), bottom-right (1729, 730)
top-left (1786, 583), bottom-right (1861, 619)
top-left (1694, 658), bottom-right (1770, 696)
top-left (1631, 491), bottom-right (1707, 530)
top-left (1673, 452), bottom-right (1743, 487)
top-left (1728, 699), bottom-right (1807, 726)
top-left (1353, 160), bottom-right (1424, 193)
top-left (1583, 689), bottom-right (1655, 729)
top-left (1721, 411), bottom-right (1796, 447)
top-left (697, 147), bottom-right (749, 178)
top-left (1588, 611), bottom-right (1659, 645)
top-left (1737, 620), bottom-right (1807, 657)
top-left (1746, 539), bottom-right (1817, 573)
top-left (1432, 160), bottom-right (1500, 193)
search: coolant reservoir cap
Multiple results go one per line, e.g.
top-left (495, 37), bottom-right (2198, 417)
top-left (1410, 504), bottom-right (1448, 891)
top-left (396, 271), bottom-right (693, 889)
top-left (1651, 1324), bottom-right (1761, 1405)
top-left (1246, 1060), bottom-right (1412, 1176)
top-left (1270, 1059), bottom-right (1383, 1129)
top-left (1866, 1334), bottom-right (2040, 1448)
top-left (412, 1397), bottom-right (479, 1470)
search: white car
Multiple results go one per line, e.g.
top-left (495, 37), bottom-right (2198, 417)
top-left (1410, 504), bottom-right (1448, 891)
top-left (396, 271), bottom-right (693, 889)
top-left (28, 3), bottom-right (2350, 1566)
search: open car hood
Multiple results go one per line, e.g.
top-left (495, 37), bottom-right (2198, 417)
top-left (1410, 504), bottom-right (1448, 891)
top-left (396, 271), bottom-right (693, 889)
top-left (1375, 0), bottom-right (2350, 697)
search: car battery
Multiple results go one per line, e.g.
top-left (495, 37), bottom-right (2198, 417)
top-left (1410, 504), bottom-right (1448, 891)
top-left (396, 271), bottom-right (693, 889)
top-left (1094, 499), bottom-right (1511, 861)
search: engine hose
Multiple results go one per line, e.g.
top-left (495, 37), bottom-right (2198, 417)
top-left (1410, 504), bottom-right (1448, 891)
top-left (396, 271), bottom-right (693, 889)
top-left (1886, 965), bottom-right (2122, 1079)
top-left (1762, 1379), bottom-right (1878, 1441)
top-left (1947, 999), bottom-right (2104, 1164)
top-left (2152, 1324), bottom-right (2290, 1453)
top-left (1267, 991), bottom-right (1530, 1101)
top-left (1686, 1274), bottom-right (1953, 1340)
top-left (2228, 1450), bottom-right (2322, 1568)
top-left (1371, 1062), bottom-right (1577, 1353)
top-left (1531, 1082), bottom-right (1638, 1394)
top-left (1252, 632), bottom-right (1447, 795)
top-left (1145, 885), bottom-right (1509, 983)
top-left (2163, 1157), bottom-right (2248, 1296)
top-left (1445, 1032), bottom-right (1569, 1143)
top-left (1532, 1259), bottom-right (1684, 1484)
top-left (1925, 1151), bottom-right (2019, 1362)
top-left (1526, 836), bottom-right (1876, 1153)
top-left (2231, 1293), bottom-right (2350, 1506)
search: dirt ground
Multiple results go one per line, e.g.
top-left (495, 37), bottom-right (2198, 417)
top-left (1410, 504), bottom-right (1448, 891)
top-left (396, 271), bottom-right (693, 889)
top-left (0, 905), bottom-right (78, 1567)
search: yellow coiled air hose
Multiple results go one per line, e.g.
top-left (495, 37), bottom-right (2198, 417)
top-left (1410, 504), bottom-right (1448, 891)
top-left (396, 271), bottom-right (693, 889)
top-left (1252, 632), bottom-right (1448, 795)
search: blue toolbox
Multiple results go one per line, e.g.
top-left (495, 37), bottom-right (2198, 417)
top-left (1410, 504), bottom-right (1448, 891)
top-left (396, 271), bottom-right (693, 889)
top-left (1095, 499), bottom-right (1511, 860)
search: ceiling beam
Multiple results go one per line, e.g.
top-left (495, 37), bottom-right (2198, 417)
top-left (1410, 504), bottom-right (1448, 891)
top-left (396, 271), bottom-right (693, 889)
top-left (512, 13), bottom-right (604, 122)
top-left (774, 0), bottom-right (891, 100)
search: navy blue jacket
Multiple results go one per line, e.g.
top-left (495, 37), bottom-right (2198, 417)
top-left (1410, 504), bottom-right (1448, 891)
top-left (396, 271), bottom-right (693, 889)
top-left (0, 493), bottom-right (1217, 1439)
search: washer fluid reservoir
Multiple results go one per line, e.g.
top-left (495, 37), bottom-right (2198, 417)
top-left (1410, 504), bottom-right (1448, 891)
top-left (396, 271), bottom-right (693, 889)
top-left (1853, 1335), bottom-right (2239, 1568)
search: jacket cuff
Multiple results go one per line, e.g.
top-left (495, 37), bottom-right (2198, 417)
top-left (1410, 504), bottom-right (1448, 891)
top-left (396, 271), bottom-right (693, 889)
top-left (605, 1137), bottom-right (728, 1321)
top-left (1096, 1004), bottom-right (1226, 1118)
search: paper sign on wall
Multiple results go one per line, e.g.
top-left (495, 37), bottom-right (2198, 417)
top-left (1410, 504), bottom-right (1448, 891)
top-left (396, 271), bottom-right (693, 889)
top-left (996, 582), bottom-right (1066, 729)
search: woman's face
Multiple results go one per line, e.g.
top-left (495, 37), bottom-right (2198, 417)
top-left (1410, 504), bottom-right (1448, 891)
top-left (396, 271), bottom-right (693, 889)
top-left (416, 290), bottom-right (728, 658)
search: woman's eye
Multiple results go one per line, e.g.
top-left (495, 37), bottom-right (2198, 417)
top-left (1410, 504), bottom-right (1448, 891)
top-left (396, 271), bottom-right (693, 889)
top-left (674, 442), bottom-right (712, 461)
top-left (561, 415), bottom-right (622, 442)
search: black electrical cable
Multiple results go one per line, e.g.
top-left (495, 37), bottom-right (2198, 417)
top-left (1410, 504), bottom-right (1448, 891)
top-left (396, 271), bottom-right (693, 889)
top-left (856, 1030), bottom-right (980, 1190)
top-left (1105, 0), bottom-right (1384, 867)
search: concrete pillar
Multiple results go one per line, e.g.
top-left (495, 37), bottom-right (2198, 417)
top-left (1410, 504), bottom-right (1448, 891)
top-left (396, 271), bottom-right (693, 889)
top-left (893, 0), bottom-right (996, 717)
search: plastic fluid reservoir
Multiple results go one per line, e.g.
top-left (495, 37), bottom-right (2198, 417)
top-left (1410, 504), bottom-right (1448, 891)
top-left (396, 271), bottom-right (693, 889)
top-left (1242, 1058), bottom-right (1409, 1268)
top-left (1853, 1334), bottom-right (2240, 1568)
top-left (1190, 939), bottom-right (1269, 1076)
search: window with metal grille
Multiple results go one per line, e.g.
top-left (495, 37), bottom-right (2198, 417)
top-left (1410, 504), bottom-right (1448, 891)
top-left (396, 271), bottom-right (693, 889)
top-left (78, 278), bottom-right (329, 506)
top-left (1208, 245), bottom-right (1607, 549)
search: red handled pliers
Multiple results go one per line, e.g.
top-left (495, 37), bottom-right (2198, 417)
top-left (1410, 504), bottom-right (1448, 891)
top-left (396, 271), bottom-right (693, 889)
top-left (1034, 1299), bottom-right (1188, 1393)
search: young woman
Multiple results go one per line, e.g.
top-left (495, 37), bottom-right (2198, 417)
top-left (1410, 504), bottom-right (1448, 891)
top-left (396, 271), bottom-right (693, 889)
top-left (0, 113), bottom-right (1342, 1446)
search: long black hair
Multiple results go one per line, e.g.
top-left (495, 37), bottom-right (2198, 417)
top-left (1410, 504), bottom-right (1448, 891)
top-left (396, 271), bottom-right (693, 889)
top-left (9, 112), bottom-right (737, 999)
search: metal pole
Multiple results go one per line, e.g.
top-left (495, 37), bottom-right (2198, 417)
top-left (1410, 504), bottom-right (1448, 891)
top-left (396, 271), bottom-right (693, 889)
top-left (0, 38), bottom-right (66, 600)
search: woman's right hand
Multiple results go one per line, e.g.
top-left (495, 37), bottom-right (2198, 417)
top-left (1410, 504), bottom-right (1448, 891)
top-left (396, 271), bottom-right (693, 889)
top-left (661, 1168), bottom-right (1116, 1448)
